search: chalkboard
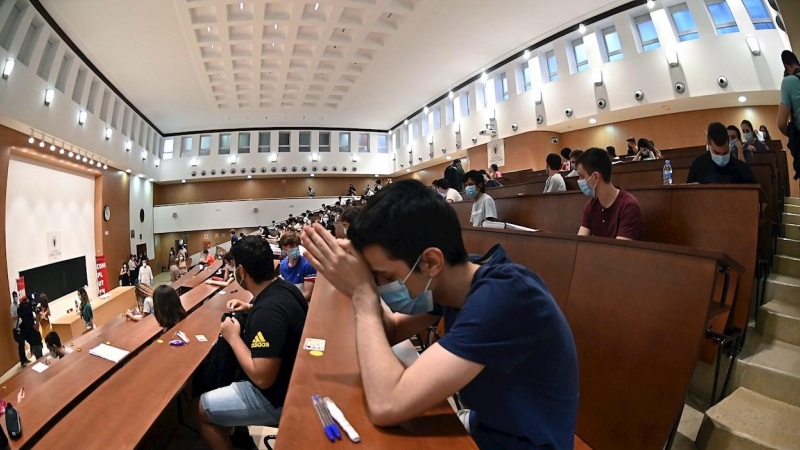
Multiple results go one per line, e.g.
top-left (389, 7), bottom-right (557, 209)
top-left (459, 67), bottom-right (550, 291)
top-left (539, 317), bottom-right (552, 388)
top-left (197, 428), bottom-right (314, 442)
top-left (20, 256), bottom-right (88, 301)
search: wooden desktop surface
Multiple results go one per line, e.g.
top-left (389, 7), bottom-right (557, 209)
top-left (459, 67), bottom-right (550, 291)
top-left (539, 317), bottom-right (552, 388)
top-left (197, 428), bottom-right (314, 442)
top-left (170, 260), bottom-right (223, 291)
top-left (50, 286), bottom-right (137, 341)
top-left (275, 275), bottom-right (477, 449)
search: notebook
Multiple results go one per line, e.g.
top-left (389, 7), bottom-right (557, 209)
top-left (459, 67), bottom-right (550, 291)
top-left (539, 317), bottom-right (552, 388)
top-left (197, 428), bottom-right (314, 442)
top-left (89, 343), bottom-right (130, 364)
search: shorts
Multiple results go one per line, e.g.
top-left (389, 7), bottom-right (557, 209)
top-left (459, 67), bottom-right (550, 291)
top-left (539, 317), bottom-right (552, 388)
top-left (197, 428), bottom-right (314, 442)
top-left (200, 381), bottom-right (282, 427)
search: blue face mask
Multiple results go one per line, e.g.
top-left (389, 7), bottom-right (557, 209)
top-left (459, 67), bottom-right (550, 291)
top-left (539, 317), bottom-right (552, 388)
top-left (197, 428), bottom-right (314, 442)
top-left (729, 140), bottom-right (737, 150)
top-left (377, 256), bottom-right (434, 315)
top-left (288, 247), bottom-right (301, 259)
top-left (711, 153), bottom-right (730, 167)
top-left (578, 173), bottom-right (596, 198)
top-left (464, 185), bottom-right (478, 199)
top-left (743, 132), bottom-right (753, 142)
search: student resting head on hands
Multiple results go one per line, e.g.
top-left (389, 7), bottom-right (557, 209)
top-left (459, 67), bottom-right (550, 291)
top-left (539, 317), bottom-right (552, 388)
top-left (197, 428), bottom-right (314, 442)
top-left (300, 180), bottom-right (579, 449)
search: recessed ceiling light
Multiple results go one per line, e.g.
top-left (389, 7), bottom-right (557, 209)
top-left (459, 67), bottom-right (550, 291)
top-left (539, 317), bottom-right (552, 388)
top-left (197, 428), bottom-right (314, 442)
top-left (272, 42), bottom-right (275, 47)
top-left (446, 156), bottom-right (452, 160)
top-left (247, 175), bottom-right (252, 179)
top-left (126, 169), bottom-right (132, 173)
top-left (274, 23), bottom-right (278, 30)
top-left (239, 2), bottom-right (244, 10)
top-left (406, 169), bottom-right (410, 173)
top-left (523, 50), bottom-right (531, 60)
top-left (374, 174), bottom-right (379, 177)
top-left (315, 3), bottom-right (320, 11)
top-left (207, 26), bottom-right (211, 32)
top-left (738, 95), bottom-right (747, 103)
top-left (310, 173), bottom-right (315, 177)
top-left (211, 44), bottom-right (214, 49)
top-left (589, 118), bottom-right (597, 124)
top-left (181, 179), bottom-right (186, 183)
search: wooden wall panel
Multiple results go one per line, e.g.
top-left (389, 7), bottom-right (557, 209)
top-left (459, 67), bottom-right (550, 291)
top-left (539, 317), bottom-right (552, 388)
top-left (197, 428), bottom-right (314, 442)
top-left (152, 227), bottom-right (257, 273)
top-left (99, 171), bottom-right (131, 289)
top-left (0, 125), bottom-right (17, 374)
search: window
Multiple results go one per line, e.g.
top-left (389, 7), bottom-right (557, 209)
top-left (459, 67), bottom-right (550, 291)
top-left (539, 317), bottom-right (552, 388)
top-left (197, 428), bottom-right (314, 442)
top-left (742, 0), bottom-right (775, 29)
top-left (162, 139), bottom-right (174, 160)
top-left (258, 132), bottom-right (270, 153)
top-left (181, 137), bottom-right (193, 157)
top-left (377, 135), bottom-right (388, 154)
top-left (199, 135), bottom-right (211, 156)
top-left (635, 14), bottom-right (661, 52)
top-left (278, 132), bottom-right (290, 152)
top-left (546, 50), bottom-right (558, 82)
top-left (460, 91), bottom-right (470, 118)
top-left (670, 4), bottom-right (700, 41)
top-left (299, 132), bottom-right (311, 152)
top-left (602, 27), bottom-right (624, 62)
top-left (358, 133), bottom-right (369, 152)
top-left (445, 98), bottom-right (455, 125)
top-left (339, 132), bottom-right (350, 152)
top-left (238, 132), bottom-right (250, 153)
top-left (572, 38), bottom-right (589, 73)
top-left (500, 72), bottom-right (509, 100)
top-left (707, 1), bottom-right (739, 34)
top-left (433, 109), bottom-right (442, 130)
top-left (319, 132), bottom-right (331, 152)
top-left (394, 132), bottom-right (400, 150)
top-left (219, 133), bottom-right (231, 154)
top-left (521, 61), bottom-right (533, 91)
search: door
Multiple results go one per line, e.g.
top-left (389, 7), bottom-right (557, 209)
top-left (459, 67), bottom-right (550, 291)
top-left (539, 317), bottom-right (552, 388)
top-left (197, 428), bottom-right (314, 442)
top-left (136, 244), bottom-right (147, 259)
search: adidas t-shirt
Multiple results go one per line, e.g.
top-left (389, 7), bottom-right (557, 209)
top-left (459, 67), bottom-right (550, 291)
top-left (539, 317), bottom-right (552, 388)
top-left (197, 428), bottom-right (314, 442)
top-left (244, 278), bottom-right (308, 407)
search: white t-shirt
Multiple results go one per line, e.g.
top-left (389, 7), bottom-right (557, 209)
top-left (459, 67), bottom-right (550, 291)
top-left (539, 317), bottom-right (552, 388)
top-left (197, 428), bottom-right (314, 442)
top-left (139, 265), bottom-right (154, 284)
top-left (445, 188), bottom-right (463, 203)
top-left (55, 347), bottom-right (74, 359)
top-left (544, 173), bottom-right (566, 193)
top-left (142, 297), bottom-right (154, 315)
top-left (471, 194), bottom-right (498, 226)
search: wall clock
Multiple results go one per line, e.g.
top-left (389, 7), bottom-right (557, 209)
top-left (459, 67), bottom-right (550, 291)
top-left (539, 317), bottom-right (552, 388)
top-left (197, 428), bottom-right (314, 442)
top-left (103, 206), bottom-right (111, 221)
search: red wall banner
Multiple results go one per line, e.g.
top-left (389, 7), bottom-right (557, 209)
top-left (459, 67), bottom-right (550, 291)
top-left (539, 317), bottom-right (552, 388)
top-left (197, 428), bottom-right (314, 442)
top-left (16, 277), bottom-right (26, 299)
top-left (96, 255), bottom-right (110, 295)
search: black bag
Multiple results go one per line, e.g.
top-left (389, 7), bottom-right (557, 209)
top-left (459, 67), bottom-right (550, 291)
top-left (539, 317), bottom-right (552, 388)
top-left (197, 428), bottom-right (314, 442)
top-left (16, 302), bottom-right (35, 329)
top-left (0, 420), bottom-right (8, 449)
top-left (192, 311), bottom-right (248, 396)
top-left (787, 74), bottom-right (800, 180)
top-left (5, 405), bottom-right (21, 440)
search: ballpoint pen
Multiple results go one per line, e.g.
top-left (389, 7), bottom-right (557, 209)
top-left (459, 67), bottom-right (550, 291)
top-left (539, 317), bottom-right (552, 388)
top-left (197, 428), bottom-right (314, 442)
top-left (324, 397), bottom-right (360, 443)
top-left (312, 395), bottom-right (335, 442)
top-left (317, 395), bottom-right (342, 440)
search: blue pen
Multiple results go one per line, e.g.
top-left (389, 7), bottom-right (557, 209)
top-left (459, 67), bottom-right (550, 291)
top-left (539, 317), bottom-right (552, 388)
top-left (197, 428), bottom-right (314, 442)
top-left (312, 395), bottom-right (335, 442)
top-left (318, 396), bottom-right (342, 440)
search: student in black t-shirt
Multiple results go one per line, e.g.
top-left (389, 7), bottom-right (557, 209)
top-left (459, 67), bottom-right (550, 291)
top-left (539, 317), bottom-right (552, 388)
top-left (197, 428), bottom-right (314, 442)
top-left (194, 236), bottom-right (307, 450)
top-left (687, 122), bottom-right (758, 184)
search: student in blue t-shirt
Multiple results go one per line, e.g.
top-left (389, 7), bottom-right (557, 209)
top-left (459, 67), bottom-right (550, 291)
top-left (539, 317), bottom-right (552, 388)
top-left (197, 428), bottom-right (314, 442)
top-left (301, 180), bottom-right (579, 450)
top-left (278, 232), bottom-right (316, 300)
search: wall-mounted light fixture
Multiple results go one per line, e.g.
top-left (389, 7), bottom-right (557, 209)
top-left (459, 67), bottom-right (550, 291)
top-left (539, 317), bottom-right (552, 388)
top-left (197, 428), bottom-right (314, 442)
top-left (1, 58), bottom-right (14, 79)
top-left (269, 153), bottom-right (278, 162)
top-left (578, 24), bottom-right (587, 34)
top-left (78, 110), bottom-right (87, 125)
top-left (191, 157), bottom-right (198, 167)
top-left (534, 91), bottom-right (543, 104)
top-left (44, 89), bottom-right (54, 106)
top-left (351, 154), bottom-right (359, 162)
top-left (141, 150), bottom-right (147, 160)
top-left (591, 71), bottom-right (603, 86)
top-left (125, 140), bottom-right (132, 151)
top-left (665, 50), bottom-right (679, 67)
top-left (311, 153), bottom-right (319, 162)
top-left (104, 127), bottom-right (112, 140)
top-left (745, 36), bottom-right (761, 55)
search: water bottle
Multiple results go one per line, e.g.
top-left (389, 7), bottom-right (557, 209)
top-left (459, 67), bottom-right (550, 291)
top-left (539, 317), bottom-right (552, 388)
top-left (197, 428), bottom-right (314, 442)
top-left (663, 160), bottom-right (673, 186)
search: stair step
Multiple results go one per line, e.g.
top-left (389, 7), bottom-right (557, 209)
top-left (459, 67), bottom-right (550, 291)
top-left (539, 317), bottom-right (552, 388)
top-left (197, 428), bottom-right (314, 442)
top-left (696, 388), bottom-right (800, 450)
top-left (784, 223), bottom-right (800, 241)
top-left (734, 333), bottom-right (800, 408)
top-left (765, 273), bottom-right (800, 307)
top-left (786, 204), bottom-right (800, 215)
top-left (777, 237), bottom-right (800, 259)
top-left (787, 197), bottom-right (800, 206)
top-left (756, 300), bottom-right (800, 346)
top-left (785, 213), bottom-right (800, 225)
top-left (774, 255), bottom-right (800, 278)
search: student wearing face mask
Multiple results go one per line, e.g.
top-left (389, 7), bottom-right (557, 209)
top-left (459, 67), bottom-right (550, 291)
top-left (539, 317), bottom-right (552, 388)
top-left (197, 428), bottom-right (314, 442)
top-left (463, 170), bottom-right (497, 227)
top-left (740, 120), bottom-right (768, 155)
top-left (138, 259), bottom-right (154, 286)
top-left (299, 180), bottom-right (579, 450)
top-left (727, 125), bottom-right (753, 163)
top-left (278, 232), bottom-right (316, 300)
top-left (760, 125), bottom-right (772, 141)
top-left (195, 236), bottom-right (307, 450)
top-left (577, 148), bottom-right (643, 240)
top-left (432, 178), bottom-right (463, 203)
top-left (688, 122), bottom-right (757, 184)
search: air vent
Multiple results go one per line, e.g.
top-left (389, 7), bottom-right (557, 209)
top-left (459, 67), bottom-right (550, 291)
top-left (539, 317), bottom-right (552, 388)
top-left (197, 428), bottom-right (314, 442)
top-left (322, 166), bottom-right (328, 172)
top-left (312, 166), bottom-right (318, 172)
top-left (332, 166), bottom-right (338, 172)
top-left (201, 170), bottom-right (207, 176)
top-left (191, 171), bottom-right (197, 177)
top-left (352, 167), bottom-right (357, 172)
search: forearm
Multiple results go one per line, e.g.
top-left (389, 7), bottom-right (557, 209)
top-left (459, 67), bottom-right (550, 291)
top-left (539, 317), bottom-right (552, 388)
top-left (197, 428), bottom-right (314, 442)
top-left (228, 334), bottom-right (263, 386)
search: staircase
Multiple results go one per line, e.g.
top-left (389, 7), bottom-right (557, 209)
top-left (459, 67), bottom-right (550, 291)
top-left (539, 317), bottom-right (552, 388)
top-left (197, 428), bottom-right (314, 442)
top-left (696, 198), bottom-right (800, 449)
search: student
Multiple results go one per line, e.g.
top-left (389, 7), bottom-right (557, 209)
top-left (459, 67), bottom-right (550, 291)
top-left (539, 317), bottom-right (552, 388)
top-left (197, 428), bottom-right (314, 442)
top-left (203, 249), bottom-right (215, 265)
top-left (139, 259), bottom-right (154, 286)
top-left (128, 255), bottom-right (137, 273)
top-left (632, 138), bottom-right (662, 161)
top-left (152, 286), bottom-right (187, 329)
top-left (78, 288), bottom-right (94, 330)
top-left (195, 236), bottom-right (308, 450)
top-left (340, 205), bottom-right (361, 236)
top-left (230, 229), bottom-right (239, 245)
top-left (170, 263), bottom-right (181, 282)
top-left (760, 125), bottom-right (772, 141)
top-left (480, 170), bottom-right (502, 188)
top-left (432, 178), bottom-right (463, 203)
top-left (222, 252), bottom-right (235, 280)
top-left (307, 186), bottom-right (316, 197)
top-left (687, 122), bottom-right (758, 184)
top-left (577, 148), bottom-right (643, 240)
top-left (625, 137), bottom-right (637, 156)
top-left (559, 148), bottom-right (572, 171)
top-left (38, 293), bottom-right (51, 336)
top-left (444, 158), bottom-right (464, 192)
top-left (488, 163), bottom-right (502, 180)
top-left (463, 170), bottom-right (497, 227)
top-left (740, 120), bottom-right (768, 154)
top-left (119, 263), bottom-right (131, 287)
top-left (279, 232), bottom-right (317, 300)
top-left (348, 184), bottom-right (357, 197)
top-left (544, 153), bottom-right (567, 193)
top-left (606, 146), bottom-right (620, 160)
top-left (45, 332), bottom-right (74, 359)
top-left (778, 50), bottom-right (800, 138)
top-left (168, 248), bottom-right (176, 269)
top-left (566, 150), bottom-right (583, 177)
top-left (178, 253), bottom-right (188, 276)
top-left (300, 180), bottom-right (579, 450)
top-left (727, 125), bottom-right (751, 162)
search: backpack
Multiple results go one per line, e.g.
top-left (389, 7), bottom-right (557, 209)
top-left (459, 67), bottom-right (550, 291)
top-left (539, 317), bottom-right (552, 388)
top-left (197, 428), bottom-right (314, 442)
top-left (788, 74), bottom-right (800, 180)
top-left (192, 311), bottom-right (248, 396)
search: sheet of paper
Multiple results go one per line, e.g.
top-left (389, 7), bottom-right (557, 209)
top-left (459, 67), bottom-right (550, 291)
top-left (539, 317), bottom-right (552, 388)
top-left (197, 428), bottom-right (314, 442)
top-left (195, 335), bottom-right (208, 342)
top-left (303, 338), bottom-right (326, 351)
top-left (88, 343), bottom-right (130, 364)
top-left (31, 362), bottom-right (49, 373)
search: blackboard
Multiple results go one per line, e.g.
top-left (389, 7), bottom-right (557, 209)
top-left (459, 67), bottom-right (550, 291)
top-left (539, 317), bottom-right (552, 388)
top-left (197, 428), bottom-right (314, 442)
top-left (20, 256), bottom-right (88, 301)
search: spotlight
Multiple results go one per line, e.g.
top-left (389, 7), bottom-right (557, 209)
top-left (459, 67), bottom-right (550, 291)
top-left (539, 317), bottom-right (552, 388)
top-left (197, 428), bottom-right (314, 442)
top-left (738, 95), bottom-right (747, 103)
top-left (647, 0), bottom-right (655, 9)
top-left (28, 134), bottom-right (34, 144)
top-left (480, 72), bottom-right (488, 82)
top-left (523, 50), bottom-right (530, 60)
top-left (68, 151), bottom-right (74, 158)
top-left (589, 118), bottom-right (597, 124)
top-left (44, 89), bottom-right (54, 106)
top-left (239, 1), bottom-right (244, 10)
top-left (125, 140), bottom-right (132, 151)
top-left (59, 148), bottom-right (65, 155)
top-left (155, 158), bottom-right (160, 167)
top-left (82, 156), bottom-right (88, 163)
top-left (141, 150), bottom-right (148, 160)
top-left (126, 169), bottom-right (132, 173)
top-left (39, 140), bottom-right (45, 148)
top-left (274, 23), bottom-right (278, 30)
top-left (1, 58), bottom-right (14, 78)
top-left (104, 127), bottom-right (112, 140)
top-left (448, 91), bottom-right (454, 99)
top-left (103, 164), bottom-right (108, 169)
top-left (314, 2), bottom-right (319, 10)
top-left (247, 175), bottom-right (252, 179)
top-left (578, 24), bottom-right (586, 34)
top-left (423, 106), bottom-right (429, 114)
top-left (181, 179), bottom-right (186, 183)
top-left (310, 173), bottom-right (315, 177)
top-left (78, 110), bottom-right (87, 125)
top-left (97, 161), bottom-right (102, 167)
top-left (49, 144), bottom-right (55, 151)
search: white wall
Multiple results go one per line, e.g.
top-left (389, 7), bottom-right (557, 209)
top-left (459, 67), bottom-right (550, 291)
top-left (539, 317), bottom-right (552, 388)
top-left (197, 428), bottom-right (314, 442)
top-left (5, 157), bottom-right (97, 318)
top-left (129, 176), bottom-right (154, 259)
top-left (154, 196), bottom-right (342, 234)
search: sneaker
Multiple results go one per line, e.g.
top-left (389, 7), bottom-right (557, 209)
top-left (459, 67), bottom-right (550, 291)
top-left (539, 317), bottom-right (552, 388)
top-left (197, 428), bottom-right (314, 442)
top-left (456, 409), bottom-right (475, 433)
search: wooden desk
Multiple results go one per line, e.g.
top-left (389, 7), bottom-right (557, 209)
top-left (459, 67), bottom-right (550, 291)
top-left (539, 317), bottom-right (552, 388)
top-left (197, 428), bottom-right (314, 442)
top-left (180, 283), bottom-right (220, 313)
top-left (50, 286), bottom-right (137, 341)
top-left (276, 276), bottom-right (477, 449)
top-left (171, 260), bottom-right (223, 294)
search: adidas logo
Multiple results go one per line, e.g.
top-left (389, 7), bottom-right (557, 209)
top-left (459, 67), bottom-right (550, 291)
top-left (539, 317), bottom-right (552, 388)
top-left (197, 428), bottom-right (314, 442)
top-left (251, 332), bottom-right (270, 349)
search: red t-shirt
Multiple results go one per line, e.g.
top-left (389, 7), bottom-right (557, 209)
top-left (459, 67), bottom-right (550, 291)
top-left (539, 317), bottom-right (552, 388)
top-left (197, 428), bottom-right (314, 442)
top-left (580, 189), bottom-right (643, 240)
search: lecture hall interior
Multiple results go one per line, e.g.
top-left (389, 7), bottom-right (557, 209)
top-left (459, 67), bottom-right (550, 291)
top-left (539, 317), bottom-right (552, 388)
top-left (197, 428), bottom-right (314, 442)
top-left (1, 0), bottom-right (800, 449)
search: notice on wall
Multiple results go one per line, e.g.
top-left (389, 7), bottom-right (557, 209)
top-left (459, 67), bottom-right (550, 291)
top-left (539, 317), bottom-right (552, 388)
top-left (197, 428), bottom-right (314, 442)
top-left (47, 231), bottom-right (61, 262)
top-left (488, 138), bottom-right (505, 167)
top-left (16, 277), bottom-right (26, 299)
top-left (96, 255), bottom-right (109, 296)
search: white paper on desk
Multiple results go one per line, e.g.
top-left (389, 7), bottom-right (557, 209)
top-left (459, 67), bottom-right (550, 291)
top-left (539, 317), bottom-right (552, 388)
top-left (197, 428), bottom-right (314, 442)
top-left (99, 293), bottom-right (112, 299)
top-left (89, 343), bottom-right (130, 364)
top-left (31, 362), bottom-right (49, 373)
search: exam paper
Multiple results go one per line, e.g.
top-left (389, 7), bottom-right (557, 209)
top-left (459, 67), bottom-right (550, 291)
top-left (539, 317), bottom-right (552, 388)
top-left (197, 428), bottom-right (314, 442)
top-left (89, 343), bottom-right (130, 363)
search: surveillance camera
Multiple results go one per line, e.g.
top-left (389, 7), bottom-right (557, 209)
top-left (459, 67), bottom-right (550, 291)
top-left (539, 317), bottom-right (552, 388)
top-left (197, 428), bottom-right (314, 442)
top-left (191, 171), bottom-right (197, 177)
top-left (511, 123), bottom-right (519, 132)
top-left (261, 167), bottom-right (267, 173)
top-left (536, 115), bottom-right (544, 125)
top-left (675, 82), bottom-right (686, 94)
top-left (455, 141), bottom-right (461, 149)
top-left (271, 167), bottom-right (277, 173)
top-left (211, 169), bottom-right (217, 175)
top-left (201, 170), bottom-right (207, 176)
top-left (717, 76), bottom-right (728, 88)
top-left (565, 107), bottom-right (573, 117)
top-left (634, 90), bottom-right (645, 101)
top-left (597, 98), bottom-right (607, 109)
top-left (471, 137), bottom-right (478, 144)
top-left (221, 169), bottom-right (226, 175)
top-left (441, 147), bottom-right (446, 154)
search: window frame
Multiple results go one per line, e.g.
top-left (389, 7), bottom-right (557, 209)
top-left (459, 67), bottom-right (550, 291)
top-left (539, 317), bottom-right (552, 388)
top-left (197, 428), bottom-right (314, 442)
top-left (238, 132), bottom-right (250, 154)
top-left (546, 50), bottom-right (558, 82)
top-left (299, 131), bottom-right (311, 152)
top-left (162, 138), bottom-right (174, 160)
top-left (339, 132), bottom-right (351, 152)
top-left (741, 0), bottom-right (775, 29)
top-left (669, 3), bottom-right (701, 42)
top-left (358, 133), bottom-right (370, 153)
top-left (319, 131), bottom-right (331, 152)
top-left (706, 0), bottom-right (740, 35)
top-left (278, 131), bottom-right (291, 152)
top-left (257, 132), bottom-right (271, 153)
top-left (181, 136), bottom-right (193, 157)
top-left (521, 61), bottom-right (533, 91)
top-left (199, 135), bottom-right (212, 156)
top-left (219, 133), bottom-right (231, 155)
top-left (572, 38), bottom-right (589, 73)
top-left (602, 26), bottom-right (624, 62)
top-left (500, 72), bottom-right (510, 100)
top-left (635, 13), bottom-right (661, 52)
top-left (377, 135), bottom-right (388, 154)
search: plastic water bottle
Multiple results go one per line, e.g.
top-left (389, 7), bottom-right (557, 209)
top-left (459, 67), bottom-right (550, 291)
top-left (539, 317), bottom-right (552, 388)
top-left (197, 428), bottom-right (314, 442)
top-left (663, 160), bottom-right (673, 186)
